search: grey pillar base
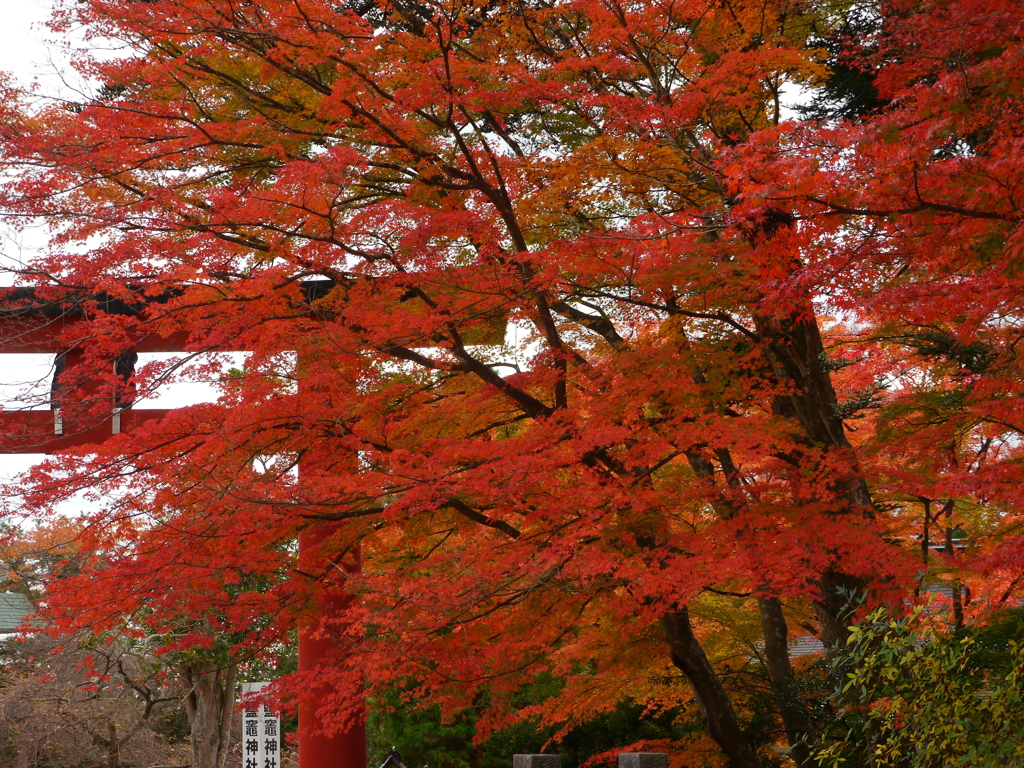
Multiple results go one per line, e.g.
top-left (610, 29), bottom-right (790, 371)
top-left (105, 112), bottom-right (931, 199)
top-left (618, 754), bottom-right (668, 768)
top-left (514, 755), bottom-right (561, 768)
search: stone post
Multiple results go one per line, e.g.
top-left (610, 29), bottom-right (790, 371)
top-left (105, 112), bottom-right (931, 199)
top-left (513, 755), bottom-right (560, 768)
top-left (618, 754), bottom-right (668, 768)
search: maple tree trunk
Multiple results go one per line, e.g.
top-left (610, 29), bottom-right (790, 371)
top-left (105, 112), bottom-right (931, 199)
top-left (815, 569), bottom-right (866, 652)
top-left (921, 498), bottom-right (932, 564)
top-left (944, 510), bottom-right (965, 629)
top-left (758, 597), bottom-right (814, 768)
top-left (662, 609), bottom-right (763, 768)
top-left (684, 438), bottom-right (816, 762)
top-left (107, 721), bottom-right (120, 768)
top-left (180, 661), bottom-right (237, 768)
top-left (740, 213), bottom-right (875, 658)
top-left (90, 720), bottom-right (126, 768)
top-left (757, 304), bottom-right (873, 652)
top-left (760, 316), bottom-right (856, 456)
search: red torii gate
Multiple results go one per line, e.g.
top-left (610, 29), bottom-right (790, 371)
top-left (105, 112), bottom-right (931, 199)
top-left (0, 285), bottom-right (365, 768)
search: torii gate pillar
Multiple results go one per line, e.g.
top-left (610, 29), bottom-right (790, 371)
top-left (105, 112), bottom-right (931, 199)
top-left (299, 526), bottom-right (365, 768)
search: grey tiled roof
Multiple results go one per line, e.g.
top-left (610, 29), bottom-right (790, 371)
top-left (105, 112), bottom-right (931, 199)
top-left (0, 592), bottom-right (34, 633)
top-left (789, 635), bottom-right (824, 657)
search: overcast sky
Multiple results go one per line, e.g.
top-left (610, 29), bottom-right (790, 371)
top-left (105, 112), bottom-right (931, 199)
top-left (0, 1), bottom-right (58, 83)
top-left (0, 0), bottom-right (57, 271)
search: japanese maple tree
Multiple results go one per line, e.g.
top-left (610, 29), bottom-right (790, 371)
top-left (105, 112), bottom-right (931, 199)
top-left (0, 0), bottom-right (1021, 766)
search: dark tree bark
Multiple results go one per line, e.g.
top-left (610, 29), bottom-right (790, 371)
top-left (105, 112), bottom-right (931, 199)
top-left (180, 661), bottom-right (237, 768)
top-left (683, 439), bottom-right (818, 763)
top-left (756, 305), bottom-right (875, 653)
top-left (944, 501), bottom-right (964, 629)
top-left (107, 721), bottom-right (120, 768)
top-left (758, 597), bottom-right (814, 768)
top-left (662, 609), bottom-right (763, 768)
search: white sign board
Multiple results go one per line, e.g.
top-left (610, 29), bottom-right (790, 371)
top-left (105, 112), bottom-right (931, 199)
top-left (242, 682), bottom-right (281, 768)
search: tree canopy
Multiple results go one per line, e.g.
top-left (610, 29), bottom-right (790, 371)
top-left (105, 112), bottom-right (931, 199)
top-left (0, 0), bottom-right (1022, 765)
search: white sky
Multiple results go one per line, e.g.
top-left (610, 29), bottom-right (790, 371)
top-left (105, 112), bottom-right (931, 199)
top-left (0, 0), bottom-right (59, 277)
top-left (0, 1), bottom-right (61, 84)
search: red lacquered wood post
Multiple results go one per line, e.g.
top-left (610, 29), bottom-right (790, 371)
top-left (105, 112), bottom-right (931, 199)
top-left (298, 525), bottom-right (366, 768)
